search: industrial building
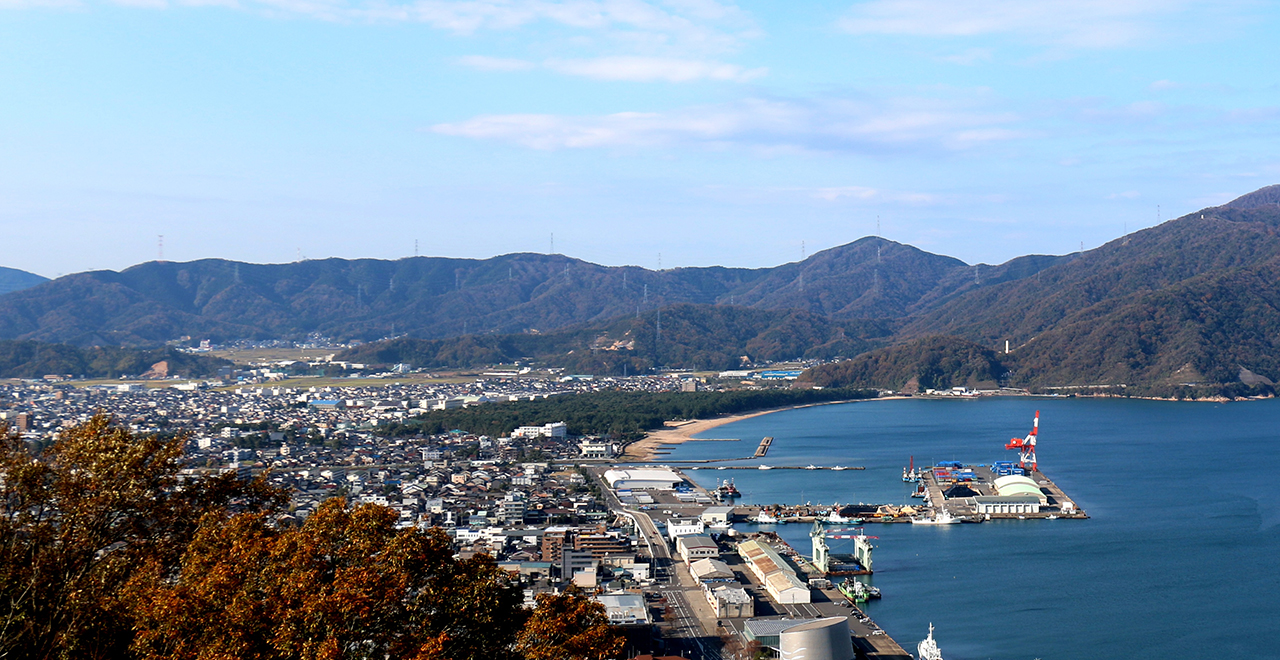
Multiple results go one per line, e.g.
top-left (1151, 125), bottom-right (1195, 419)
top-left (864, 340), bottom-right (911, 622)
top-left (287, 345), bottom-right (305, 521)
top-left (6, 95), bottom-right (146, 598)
top-left (676, 534), bottom-right (719, 563)
top-left (971, 494), bottom-right (1042, 514)
top-left (743, 618), bottom-right (854, 660)
top-left (779, 618), bottom-right (855, 660)
top-left (992, 474), bottom-right (1049, 504)
top-left (602, 468), bottom-right (684, 491)
top-left (703, 583), bottom-right (754, 618)
top-left (738, 538), bottom-right (811, 604)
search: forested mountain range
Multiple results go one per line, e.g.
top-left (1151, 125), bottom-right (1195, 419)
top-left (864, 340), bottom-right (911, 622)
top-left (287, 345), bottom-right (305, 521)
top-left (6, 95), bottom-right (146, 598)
top-left (0, 238), bottom-right (1067, 346)
top-left (0, 267), bottom-right (47, 296)
top-left (5, 185), bottom-right (1280, 391)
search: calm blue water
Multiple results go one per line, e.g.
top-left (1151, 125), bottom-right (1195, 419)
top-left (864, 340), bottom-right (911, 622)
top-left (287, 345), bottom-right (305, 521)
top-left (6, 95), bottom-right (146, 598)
top-left (664, 397), bottom-right (1280, 660)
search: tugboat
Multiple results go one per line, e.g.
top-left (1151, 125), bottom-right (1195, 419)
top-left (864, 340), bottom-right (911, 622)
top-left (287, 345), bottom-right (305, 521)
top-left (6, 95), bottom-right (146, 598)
top-left (754, 510), bottom-right (779, 524)
top-left (917, 623), bottom-right (944, 660)
top-left (714, 478), bottom-right (741, 499)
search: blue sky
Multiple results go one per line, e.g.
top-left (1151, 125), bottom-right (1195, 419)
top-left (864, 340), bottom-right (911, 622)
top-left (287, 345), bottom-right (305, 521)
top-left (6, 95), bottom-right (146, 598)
top-left (2, 0), bottom-right (1277, 277)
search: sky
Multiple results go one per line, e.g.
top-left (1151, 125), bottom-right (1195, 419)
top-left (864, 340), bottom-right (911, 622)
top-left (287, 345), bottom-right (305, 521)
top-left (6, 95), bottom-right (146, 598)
top-left (2, 0), bottom-right (1278, 278)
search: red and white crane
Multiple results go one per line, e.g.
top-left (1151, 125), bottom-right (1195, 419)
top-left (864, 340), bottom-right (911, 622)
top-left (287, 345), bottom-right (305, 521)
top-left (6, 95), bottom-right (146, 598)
top-left (1005, 410), bottom-right (1040, 471)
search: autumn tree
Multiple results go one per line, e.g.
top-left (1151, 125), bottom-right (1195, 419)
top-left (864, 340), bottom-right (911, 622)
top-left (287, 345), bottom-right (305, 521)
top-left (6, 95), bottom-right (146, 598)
top-left (516, 589), bottom-right (625, 660)
top-left (0, 416), bottom-right (287, 660)
top-left (129, 499), bottom-right (528, 660)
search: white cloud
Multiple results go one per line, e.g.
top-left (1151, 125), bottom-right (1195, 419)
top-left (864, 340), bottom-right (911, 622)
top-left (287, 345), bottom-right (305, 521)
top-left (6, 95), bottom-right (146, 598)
top-left (430, 95), bottom-right (1025, 153)
top-left (456, 55), bottom-right (536, 71)
top-left (544, 56), bottom-right (764, 82)
top-left (810, 186), bottom-right (936, 203)
top-left (839, 0), bottom-right (1200, 48)
top-left (456, 54), bottom-right (765, 82)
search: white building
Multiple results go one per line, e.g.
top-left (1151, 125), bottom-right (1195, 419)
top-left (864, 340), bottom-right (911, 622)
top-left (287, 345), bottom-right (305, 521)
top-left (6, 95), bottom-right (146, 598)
top-left (511, 422), bottom-right (568, 439)
top-left (603, 468), bottom-right (683, 491)
top-left (578, 439), bottom-right (616, 458)
top-left (666, 518), bottom-right (706, 542)
top-left (971, 494), bottom-right (1042, 515)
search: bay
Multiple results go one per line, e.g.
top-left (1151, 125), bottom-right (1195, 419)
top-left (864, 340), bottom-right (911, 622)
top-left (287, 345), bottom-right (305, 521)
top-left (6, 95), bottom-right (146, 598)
top-left (663, 397), bottom-right (1280, 660)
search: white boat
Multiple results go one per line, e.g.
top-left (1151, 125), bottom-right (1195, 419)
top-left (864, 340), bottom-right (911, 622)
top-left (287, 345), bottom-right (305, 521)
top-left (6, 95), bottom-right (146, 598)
top-left (804, 464), bottom-right (818, 470)
top-left (911, 509), bottom-right (960, 525)
top-left (755, 511), bottom-right (779, 524)
top-left (1045, 514), bottom-right (1060, 520)
top-left (917, 623), bottom-right (943, 660)
top-left (758, 465), bottom-right (773, 470)
top-left (832, 465), bottom-right (847, 471)
top-left (825, 504), bottom-right (852, 524)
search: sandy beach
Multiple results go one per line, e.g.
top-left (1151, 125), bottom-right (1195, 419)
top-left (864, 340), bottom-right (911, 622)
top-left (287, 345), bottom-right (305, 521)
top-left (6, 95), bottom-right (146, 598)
top-left (621, 398), bottom-right (887, 461)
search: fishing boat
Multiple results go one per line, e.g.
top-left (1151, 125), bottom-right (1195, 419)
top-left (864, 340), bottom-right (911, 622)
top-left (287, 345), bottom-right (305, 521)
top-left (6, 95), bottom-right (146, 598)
top-left (832, 465), bottom-right (847, 471)
top-left (902, 456), bottom-right (920, 482)
top-left (917, 623), bottom-right (943, 660)
top-left (804, 464), bottom-right (818, 470)
top-left (758, 465), bottom-right (773, 470)
top-left (1045, 514), bottom-right (1060, 520)
top-left (825, 505), bottom-right (853, 524)
top-left (910, 483), bottom-right (926, 498)
top-left (911, 509), bottom-right (960, 525)
top-left (755, 510), bottom-right (779, 524)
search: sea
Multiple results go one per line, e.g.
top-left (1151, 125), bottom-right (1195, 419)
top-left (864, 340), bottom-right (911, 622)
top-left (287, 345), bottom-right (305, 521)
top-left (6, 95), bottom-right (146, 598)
top-left (660, 396), bottom-right (1280, 660)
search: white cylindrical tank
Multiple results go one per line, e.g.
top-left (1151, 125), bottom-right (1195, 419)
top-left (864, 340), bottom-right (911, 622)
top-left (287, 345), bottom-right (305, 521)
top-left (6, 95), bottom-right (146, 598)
top-left (778, 617), bottom-right (854, 660)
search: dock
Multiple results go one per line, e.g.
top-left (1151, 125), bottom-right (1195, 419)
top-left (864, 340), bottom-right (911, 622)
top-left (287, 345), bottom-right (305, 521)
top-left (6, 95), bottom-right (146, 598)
top-left (753, 436), bottom-right (773, 458)
top-left (919, 463), bottom-right (1088, 520)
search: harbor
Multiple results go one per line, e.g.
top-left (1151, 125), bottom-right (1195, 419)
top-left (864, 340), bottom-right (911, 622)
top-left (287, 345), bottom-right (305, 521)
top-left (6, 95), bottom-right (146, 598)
top-left (608, 404), bottom-right (1099, 660)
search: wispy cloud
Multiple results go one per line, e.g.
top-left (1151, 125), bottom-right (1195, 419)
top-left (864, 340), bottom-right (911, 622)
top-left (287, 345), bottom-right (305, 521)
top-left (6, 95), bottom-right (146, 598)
top-left (457, 54), bottom-right (765, 82)
top-left (545, 56), bottom-right (764, 82)
top-left (839, 0), bottom-right (1205, 48)
top-left (456, 55), bottom-right (536, 71)
top-left (63, 0), bottom-right (759, 52)
top-left (430, 95), bottom-right (1026, 153)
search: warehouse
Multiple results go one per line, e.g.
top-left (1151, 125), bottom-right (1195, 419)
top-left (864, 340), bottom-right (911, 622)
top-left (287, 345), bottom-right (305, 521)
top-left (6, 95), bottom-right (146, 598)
top-left (602, 468), bottom-right (683, 491)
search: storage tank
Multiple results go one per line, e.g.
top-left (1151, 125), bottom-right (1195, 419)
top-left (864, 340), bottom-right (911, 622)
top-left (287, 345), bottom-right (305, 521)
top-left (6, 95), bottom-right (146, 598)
top-left (778, 617), bottom-right (854, 660)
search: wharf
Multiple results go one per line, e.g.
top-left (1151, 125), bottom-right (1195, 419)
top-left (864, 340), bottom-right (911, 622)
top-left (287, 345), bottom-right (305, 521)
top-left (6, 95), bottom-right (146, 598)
top-left (920, 464), bottom-right (1088, 520)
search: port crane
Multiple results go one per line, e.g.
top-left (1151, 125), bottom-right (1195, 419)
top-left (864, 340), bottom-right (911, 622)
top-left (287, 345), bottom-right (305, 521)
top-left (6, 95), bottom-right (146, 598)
top-left (1005, 410), bottom-right (1040, 471)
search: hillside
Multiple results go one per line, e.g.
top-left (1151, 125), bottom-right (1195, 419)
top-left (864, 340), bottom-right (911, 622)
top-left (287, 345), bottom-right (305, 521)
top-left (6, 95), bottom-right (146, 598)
top-left (0, 341), bottom-right (231, 379)
top-left (799, 336), bottom-right (1009, 392)
top-left (899, 195), bottom-right (1280, 387)
top-left (337, 304), bottom-right (894, 374)
top-left (0, 267), bottom-right (48, 296)
top-left (0, 238), bottom-right (1061, 346)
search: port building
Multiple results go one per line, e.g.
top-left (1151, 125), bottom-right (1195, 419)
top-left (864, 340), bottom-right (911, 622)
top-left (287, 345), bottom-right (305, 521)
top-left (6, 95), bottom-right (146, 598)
top-left (602, 468), bottom-right (683, 490)
top-left (971, 494), bottom-right (1042, 515)
top-left (738, 538), bottom-right (811, 604)
top-left (992, 474), bottom-right (1049, 504)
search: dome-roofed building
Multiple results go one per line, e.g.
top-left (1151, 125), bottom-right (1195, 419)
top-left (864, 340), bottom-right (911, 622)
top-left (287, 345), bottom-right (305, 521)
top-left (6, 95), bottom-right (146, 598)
top-left (993, 475), bottom-right (1047, 504)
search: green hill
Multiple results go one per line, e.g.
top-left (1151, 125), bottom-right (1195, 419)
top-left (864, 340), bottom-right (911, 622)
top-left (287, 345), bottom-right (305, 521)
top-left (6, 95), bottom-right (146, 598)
top-left (337, 304), bottom-right (894, 374)
top-left (0, 341), bottom-right (231, 379)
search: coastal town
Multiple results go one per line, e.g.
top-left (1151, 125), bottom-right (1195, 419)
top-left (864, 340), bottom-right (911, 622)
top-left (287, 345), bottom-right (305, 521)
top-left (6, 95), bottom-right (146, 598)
top-left (1, 366), bottom-right (1086, 660)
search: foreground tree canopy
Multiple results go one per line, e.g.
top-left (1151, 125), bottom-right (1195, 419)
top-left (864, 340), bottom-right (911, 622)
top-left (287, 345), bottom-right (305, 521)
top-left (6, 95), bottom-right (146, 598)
top-left (0, 417), bottom-right (623, 660)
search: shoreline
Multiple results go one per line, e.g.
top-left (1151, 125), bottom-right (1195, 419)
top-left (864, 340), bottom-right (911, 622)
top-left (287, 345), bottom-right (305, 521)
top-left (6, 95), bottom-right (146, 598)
top-left (621, 397), bottom-right (903, 461)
